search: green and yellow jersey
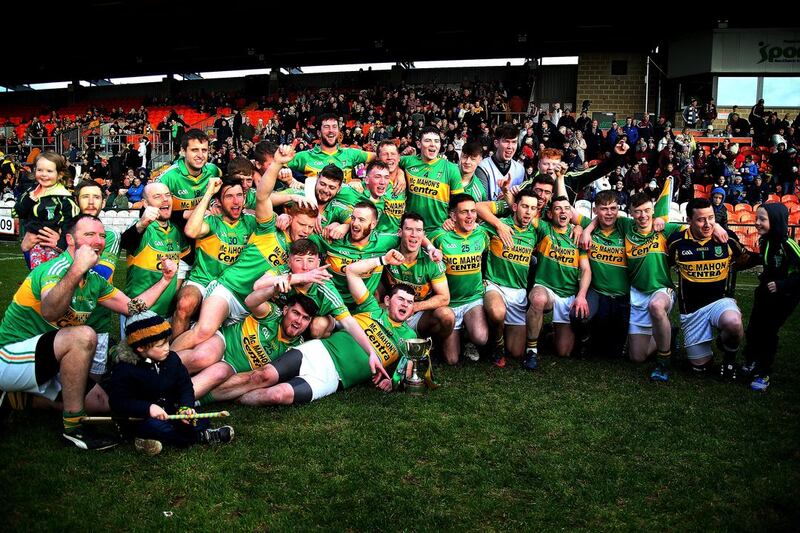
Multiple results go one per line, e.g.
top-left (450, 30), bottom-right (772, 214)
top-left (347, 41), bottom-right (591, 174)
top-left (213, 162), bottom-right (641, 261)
top-left (484, 217), bottom-right (538, 289)
top-left (309, 232), bottom-right (400, 307)
top-left (616, 217), bottom-right (684, 294)
top-left (0, 252), bottom-right (118, 347)
top-left (287, 144), bottom-right (372, 183)
top-left (382, 249), bottom-right (447, 302)
top-left (189, 213), bottom-right (257, 287)
top-left (125, 222), bottom-right (189, 317)
top-left (158, 158), bottom-right (222, 213)
top-left (577, 215), bottom-right (629, 297)
top-left (399, 155), bottom-right (463, 232)
top-left (218, 213), bottom-right (291, 306)
top-left (532, 218), bottom-right (587, 298)
top-left (321, 291), bottom-right (416, 389)
top-left (220, 302), bottom-right (304, 372)
top-left (429, 226), bottom-right (489, 306)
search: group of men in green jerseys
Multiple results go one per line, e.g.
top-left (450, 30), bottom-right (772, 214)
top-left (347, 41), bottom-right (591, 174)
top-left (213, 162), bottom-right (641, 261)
top-left (1, 115), bottom-right (762, 450)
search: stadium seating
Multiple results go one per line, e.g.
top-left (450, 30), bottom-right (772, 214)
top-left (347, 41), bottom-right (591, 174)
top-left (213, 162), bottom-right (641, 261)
top-left (100, 209), bottom-right (138, 233)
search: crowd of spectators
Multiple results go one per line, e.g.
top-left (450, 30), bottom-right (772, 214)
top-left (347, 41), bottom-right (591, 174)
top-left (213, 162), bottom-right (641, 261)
top-left (2, 84), bottom-right (798, 226)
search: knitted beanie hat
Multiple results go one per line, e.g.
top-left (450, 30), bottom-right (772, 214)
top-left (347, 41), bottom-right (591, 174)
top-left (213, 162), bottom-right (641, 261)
top-left (125, 311), bottom-right (172, 351)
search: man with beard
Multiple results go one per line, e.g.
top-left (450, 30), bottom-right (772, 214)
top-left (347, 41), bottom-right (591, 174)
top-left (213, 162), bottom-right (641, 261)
top-left (271, 163), bottom-right (353, 236)
top-left (286, 114), bottom-right (374, 183)
top-left (430, 194), bottom-right (490, 365)
top-left (170, 144), bottom-right (299, 353)
top-left (474, 124), bottom-right (526, 201)
top-left (382, 212), bottom-right (454, 344)
top-left (200, 254), bottom-right (410, 407)
top-left (24, 180), bottom-right (125, 381)
top-left (524, 196), bottom-right (591, 369)
top-left (121, 183), bottom-right (190, 321)
top-left (180, 292), bottom-right (317, 400)
top-left (0, 215), bottom-right (176, 449)
top-left (310, 201), bottom-right (399, 309)
top-left (171, 177), bottom-right (256, 338)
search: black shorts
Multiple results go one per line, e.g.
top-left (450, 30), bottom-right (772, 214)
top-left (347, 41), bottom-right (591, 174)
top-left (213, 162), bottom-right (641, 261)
top-left (35, 329), bottom-right (60, 386)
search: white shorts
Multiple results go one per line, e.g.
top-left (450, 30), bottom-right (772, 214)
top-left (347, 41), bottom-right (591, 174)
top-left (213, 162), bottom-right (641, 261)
top-left (296, 339), bottom-right (341, 401)
top-left (406, 311), bottom-right (424, 333)
top-left (680, 298), bottom-right (741, 360)
top-left (183, 280), bottom-right (210, 298)
top-left (533, 284), bottom-right (575, 324)
top-left (91, 333), bottom-right (109, 376)
top-left (207, 280), bottom-right (249, 325)
top-left (452, 299), bottom-right (484, 330)
top-left (629, 286), bottom-right (675, 335)
top-left (485, 281), bottom-right (528, 326)
top-left (0, 335), bottom-right (62, 401)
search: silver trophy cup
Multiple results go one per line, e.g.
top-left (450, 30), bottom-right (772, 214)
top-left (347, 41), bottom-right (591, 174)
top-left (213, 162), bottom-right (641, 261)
top-left (403, 338), bottom-right (432, 394)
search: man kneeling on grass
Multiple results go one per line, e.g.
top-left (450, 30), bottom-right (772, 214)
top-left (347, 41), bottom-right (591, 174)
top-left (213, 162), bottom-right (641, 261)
top-left (205, 251), bottom-right (415, 406)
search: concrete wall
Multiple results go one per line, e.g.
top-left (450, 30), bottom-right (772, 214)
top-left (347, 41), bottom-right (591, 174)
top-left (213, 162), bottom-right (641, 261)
top-left (576, 53), bottom-right (648, 120)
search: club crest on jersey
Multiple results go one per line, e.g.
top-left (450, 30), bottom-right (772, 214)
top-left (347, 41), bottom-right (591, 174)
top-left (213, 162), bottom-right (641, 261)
top-left (714, 246), bottom-right (724, 257)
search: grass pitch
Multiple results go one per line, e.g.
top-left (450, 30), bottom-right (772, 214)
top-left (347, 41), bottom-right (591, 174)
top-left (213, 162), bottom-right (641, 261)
top-left (0, 242), bottom-right (798, 531)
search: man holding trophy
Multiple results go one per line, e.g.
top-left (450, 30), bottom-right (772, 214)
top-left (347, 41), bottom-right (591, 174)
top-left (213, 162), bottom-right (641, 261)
top-left (204, 251), bottom-right (420, 405)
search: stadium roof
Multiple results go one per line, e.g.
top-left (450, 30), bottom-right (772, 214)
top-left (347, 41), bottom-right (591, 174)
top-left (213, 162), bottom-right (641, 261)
top-left (3, 7), bottom-right (782, 86)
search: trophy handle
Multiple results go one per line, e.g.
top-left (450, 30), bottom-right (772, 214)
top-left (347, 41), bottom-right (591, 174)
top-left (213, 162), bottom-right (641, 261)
top-left (424, 337), bottom-right (433, 356)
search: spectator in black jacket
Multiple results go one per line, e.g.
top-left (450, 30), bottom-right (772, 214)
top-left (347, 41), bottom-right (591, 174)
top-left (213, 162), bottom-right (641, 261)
top-left (216, 119), bottom-right (232, 148)
top-left (584, 120), bottom-right (604, 162)
top-left (741, 203), bottom-right (800, 391)
top-left (746, 175), bottom-right (768, 206)
top-left (730, 113), bottom-right (751, 137)
top-left (770, 140), bottom-right (794, 194)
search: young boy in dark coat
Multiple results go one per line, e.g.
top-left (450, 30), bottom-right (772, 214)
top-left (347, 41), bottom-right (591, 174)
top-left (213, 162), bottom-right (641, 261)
top-left (103, 311), bottom-right (234, 454)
